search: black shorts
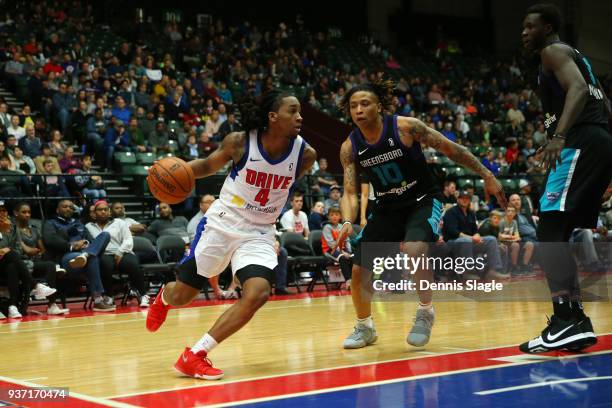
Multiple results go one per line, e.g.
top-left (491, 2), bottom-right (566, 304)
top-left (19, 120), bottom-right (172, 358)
top-left (540, 124), bottom-right (612, 228)
top-left (177, 257), bottom-right (275, 290)
top-left (352, 196), bottom-right (443, 268)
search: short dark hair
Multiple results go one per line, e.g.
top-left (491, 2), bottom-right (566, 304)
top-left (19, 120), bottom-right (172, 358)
top-left (291, 191), bottom-right (304, 201)
top-left (526, 3), bottom-right (562, 33)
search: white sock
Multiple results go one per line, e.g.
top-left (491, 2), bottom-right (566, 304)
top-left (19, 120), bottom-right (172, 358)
top-left (191, 333), bottom-right (218, 354)
top-left (418, 302), bottom-right (434, 312)
top-left (357, 316), bottom-right (373, 328)
top-left (94, 296), bottom-right (103, 303)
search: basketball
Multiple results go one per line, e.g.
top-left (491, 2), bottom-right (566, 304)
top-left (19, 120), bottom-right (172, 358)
top-left (147, 157), bottom-right (195, 204)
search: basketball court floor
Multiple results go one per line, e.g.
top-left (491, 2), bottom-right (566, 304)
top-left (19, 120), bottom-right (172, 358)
top-left (1, 276), bottom-right (611, 407)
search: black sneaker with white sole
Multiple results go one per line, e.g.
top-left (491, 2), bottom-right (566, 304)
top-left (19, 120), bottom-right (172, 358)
top-left (519, 315), bottom-right (597, 354)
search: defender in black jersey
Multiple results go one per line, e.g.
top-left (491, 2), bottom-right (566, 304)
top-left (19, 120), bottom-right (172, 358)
top-left (520, 4), bottom-right (612, 354)
top-left (338, 78), bottom-right (507, 349)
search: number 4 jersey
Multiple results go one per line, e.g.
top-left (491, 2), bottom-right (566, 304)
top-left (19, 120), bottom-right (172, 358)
top-left (350, 114), bottom-right (439, 209)
top-left (217, 129), bottom-right (305, 226)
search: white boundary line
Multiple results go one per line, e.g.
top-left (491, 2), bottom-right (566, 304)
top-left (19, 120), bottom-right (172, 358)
top-left (203, 349), bottom-right (612, 408)
top-left (0, 375), bottom-right (138, 408)
top-left (475, 375), bottom-right (612, 395)
top-left (105, 334), bottom-right (612, 399)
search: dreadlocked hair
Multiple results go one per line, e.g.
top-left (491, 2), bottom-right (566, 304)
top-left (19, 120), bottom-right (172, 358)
top-left (338, 77), bottom-right (396, 117)
top-left (237, 89), bottom-right (294, 132)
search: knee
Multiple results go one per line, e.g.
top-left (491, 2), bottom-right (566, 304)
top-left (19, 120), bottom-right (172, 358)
top-left (511, 242), bottom-right (520, 250)
top-left (242, 288), bottom-right (269, 309)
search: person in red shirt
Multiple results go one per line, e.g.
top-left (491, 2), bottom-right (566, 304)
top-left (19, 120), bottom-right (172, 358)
top-left (505, 139), bottom-right (519, 164)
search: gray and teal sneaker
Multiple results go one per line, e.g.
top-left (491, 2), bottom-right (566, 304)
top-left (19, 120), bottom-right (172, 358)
top-left (343, 324), bottom-right (378, 349)
top-left (407, 308), bottom-right (435, 347)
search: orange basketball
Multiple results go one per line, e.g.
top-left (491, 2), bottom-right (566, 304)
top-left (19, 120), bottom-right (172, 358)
top-left (147, 157), bottom-right (195, 204)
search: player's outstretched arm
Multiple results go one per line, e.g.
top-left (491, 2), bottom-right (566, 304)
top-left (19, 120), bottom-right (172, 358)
top-left (398, 116), bottom-right (507, 208)
top-left (340, 138), bottom-right (359, 223)
top-left (188, 132), bottom-right (245, 179)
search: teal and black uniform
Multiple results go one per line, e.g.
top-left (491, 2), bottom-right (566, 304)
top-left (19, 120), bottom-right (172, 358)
top-left (538, 42), bottom-right (612, 229)
top-left (349, 114), bottom-right (443, 268)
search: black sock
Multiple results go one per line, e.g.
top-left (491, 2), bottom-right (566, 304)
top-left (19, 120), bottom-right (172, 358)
top-left (571, 300), bottom-right (586, 319)
top-left (552, 296), bottom-right (572, 320)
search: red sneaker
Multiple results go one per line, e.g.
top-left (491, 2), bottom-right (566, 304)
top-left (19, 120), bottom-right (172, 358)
top-left (146, 287), bottom-right (170, 332)
top-left (174, 347), bottom-right (224, 380)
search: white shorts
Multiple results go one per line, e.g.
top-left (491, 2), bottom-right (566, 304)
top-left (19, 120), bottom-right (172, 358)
top-left (190, 205), bottom-right (278, 279)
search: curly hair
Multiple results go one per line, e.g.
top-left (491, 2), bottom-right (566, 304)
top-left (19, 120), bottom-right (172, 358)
top-left (338, 77), bottom-right (395, 119)
top-left (237, 89), bottom-right (294, 131)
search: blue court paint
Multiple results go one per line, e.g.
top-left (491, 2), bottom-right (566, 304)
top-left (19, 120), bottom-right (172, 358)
top-left (242, 353), bottom-right (612, 408)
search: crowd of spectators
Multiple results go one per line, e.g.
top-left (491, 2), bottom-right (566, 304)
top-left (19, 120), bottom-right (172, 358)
top-left (0, 2), bottom-right (610, 314)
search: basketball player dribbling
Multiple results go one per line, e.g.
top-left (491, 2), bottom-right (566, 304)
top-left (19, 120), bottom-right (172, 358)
top-left (519, 4), bottom-right (612, 353)
top-left (338, 78), bottom-right (507, 349)
top-left (146, 90), bottom-right (316, 379)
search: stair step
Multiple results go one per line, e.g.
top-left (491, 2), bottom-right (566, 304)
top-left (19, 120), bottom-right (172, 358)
top-left (107, 186), bottom-right (129, 192)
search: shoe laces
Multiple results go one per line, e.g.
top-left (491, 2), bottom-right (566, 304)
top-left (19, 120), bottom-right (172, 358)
top-left (348, 325), bottom-right (368, 340)
top-left (414, 309), bottom-right (434, 326)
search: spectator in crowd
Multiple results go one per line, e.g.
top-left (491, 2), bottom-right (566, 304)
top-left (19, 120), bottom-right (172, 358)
top-left (442, 190), bottom-right (507, 280)
top-left (182, 133), bottom-right (200, 160)
top-left (110, 201), bottom-right (154, 240)
top-left (42, 199), bottom-right (115, 311)
top-left (507, 101), bottom-right (525, 127)
top-left (312, 158), bottom-right (337, 199)
top-left (49, 129), bottom-right (68, 158)
top-left (204, 109), bottom-right (223, 141)
top-left (217, 112), bottom-right (239, 140)
top-left (308, 201), bottom-right (326, 231)
top-left (11, 146), bottom-right (36, 175)
top-left (197, 130), bottom-right (218, 157)
top-left (0, 103), bottom-right (11, 130)
top-left (7, 115), bottom-right (25, 140)
top-left (59, 146), bottom-right (80, 173)
top-left (19, 124), bottom-right (43, 158)
top-left (85, 107), bottom-right (107, 160)
top-left (321, 207), bottom-right (353, 285)
top-left (0, 201), bottom-right (38, 319)
top-left (149, 120), bottom-right (171, 154)
top-left (72, 155), bottom-right (106, 199)
top-left (187, 195), bottom-right (215, 242)
top-left (482, 149), bottom-right (500, 175)
top-left (0, 153), bottom-right (33, 197)
top-left (441, 122), bottom-right (457, 142)
top-left (324, 185), bottom-right (341, 214)
top-left (13, 202), bottom-right (69, 315)
top-left (104, 120), bottom-right (131, 170)
top-left (478, 209), bottom-right (504, 238)
top-left (34, 144), bottom-right (61, 174)
top-left (52, 82), bottom-right (76, 132)
top-left (518, 180), bottom-right (539, 221)
top-left (111, 96), bottom-right (132, 124)
top-left (33, 159), bottom-right (70, 198)
top-left (128, 117), bottom-right (148, 152)
top-left (441, 180), bottom-right (457, 207)
top-left (148, 202), bottom-right (189, 240)
top-left (532, 122), bottom-right (547, 146)
top-left (570, 215), bottom-right (608, 273)
top-left (498, 206), bottom-right (522, 274)
top-left (86, 200), bottom-right (149, 308)
top-left (507, 193), bottom-right (536, 271)
top-left (280, 192), bottom-right (310, 238)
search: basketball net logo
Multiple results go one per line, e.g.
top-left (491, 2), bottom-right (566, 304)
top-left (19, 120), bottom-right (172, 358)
top-left (289, 163), bottom-right (294, 171)
top-left (388, 138), bottom-right (394, 147)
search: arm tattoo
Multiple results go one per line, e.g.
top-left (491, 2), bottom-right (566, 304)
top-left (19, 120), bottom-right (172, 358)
top-left (446, 142), bottom-right (492, 178)
top-left (411, 121), bottom-right (442, 150)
